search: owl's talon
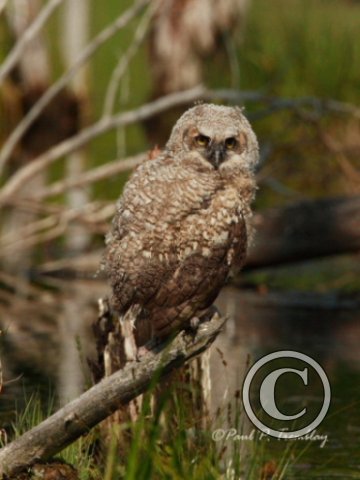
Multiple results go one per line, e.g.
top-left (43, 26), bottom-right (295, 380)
top-left (189, 316), bottom-right (201, 331)
top-left (136, 337), bottom-right (163, 360)
top-left (136, 345), bottom-right (151, 361)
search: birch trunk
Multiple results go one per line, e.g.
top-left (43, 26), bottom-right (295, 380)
top-left (57, 0), bottom-right (91, 403)
top-left (2, 0), bottom-right (50, 276)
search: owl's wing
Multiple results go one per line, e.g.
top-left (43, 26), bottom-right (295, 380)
top-left (104, 152), bottom-right (249, 341)
top-left (104, 154), bottom-right (219, 314)
top-left (146, 215), bottom-right (247, 338)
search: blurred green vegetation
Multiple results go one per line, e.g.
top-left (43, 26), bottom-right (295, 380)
top-left (241, 0), bottom-right (360, 209)
top-left (1, 0), bottom-right (358, 285)
top-left (89, 0), bottom-right (151, 168)
top-left (240, 0), bottom-right (360, 101)
top-left (84, 0), bottom-right (360, 204)
top-left (1, 0), bottom-right (359, 202)
top-left (244, 254), bottom-right (360, 292)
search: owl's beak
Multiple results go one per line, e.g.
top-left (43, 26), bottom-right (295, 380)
top-left (207, 144), bottom-right (227, 169)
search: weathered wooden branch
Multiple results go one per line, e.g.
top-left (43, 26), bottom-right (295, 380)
top-left (0, 311), bottom-right (224, 479)
top-left (245, 195), bottom-right (360, 269)
top-left (33, 153), bottom-right (146, 201)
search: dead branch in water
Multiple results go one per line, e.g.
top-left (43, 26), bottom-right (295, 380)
top-left (0, 310), bottom-right (224, 478)
top-left (246, 195), bottom-right (360, 269)
top-left (2, 195), bottom-right (358, 272)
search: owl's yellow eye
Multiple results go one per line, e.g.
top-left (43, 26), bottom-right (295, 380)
top-left (195, 134), bottom-right (210, 147)
top-left (225, 137), bottom-right (237, 150)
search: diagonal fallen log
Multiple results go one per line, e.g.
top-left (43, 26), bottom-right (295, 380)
top-left (0, 310), bottom-right (225, 479)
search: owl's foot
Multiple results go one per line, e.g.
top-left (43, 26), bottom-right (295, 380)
top-left (187, 306), bottom-right (218, 334)
top-left (136, 344), bottom-right (151, 360)
top-left (189, 316), bottom-right (201, 330)
top-left (136, 337), bottom-right (163, 360)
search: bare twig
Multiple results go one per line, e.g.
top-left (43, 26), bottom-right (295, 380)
top-left (6, 0), bottom-right (52, 88)
top-left (0, 85), bottom-right (205, 205)
top-left (34, 153), bottom-right (146, 200)
top-left (206, 89), bottom-right (360, 120)
top-left (0, 311), bottom-right (225, 478)
top-left (0, 270), bottom-right (47, 297)
top-left (103, 2), bottom-right (155, 117)
top-left (0, 201), bottom-right (114, 255)
top-left (1, 197), bottom-right (65, 215)
top-left (2, 87), bottom-right (359, 205)
top-left (0, 0), bottom-right (150, 174)
top-left (0, 0), bottom-right (62, 85)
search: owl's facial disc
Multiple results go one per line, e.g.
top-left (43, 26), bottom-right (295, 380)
top-left (186, 127), bottom-right (248, 170)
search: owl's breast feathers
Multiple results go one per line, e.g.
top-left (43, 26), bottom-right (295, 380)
top-left (104, 153), bottom-right (256, 339)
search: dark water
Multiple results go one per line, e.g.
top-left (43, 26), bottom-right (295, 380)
top-left (214, 287), bottom-right (360, 479)
top-left (1, 283), bottom-right (360, 478)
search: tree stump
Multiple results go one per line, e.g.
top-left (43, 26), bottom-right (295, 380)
top-left (90, 297), bottom-right (217, 446)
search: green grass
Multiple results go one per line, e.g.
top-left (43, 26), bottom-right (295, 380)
top-left (5, 367), bottom-right (360, 480)
top-left (3, 347), bottom-right (360, 480)
top-left (2, 388), bottom-right (302, 480)
top-left (4, 393), bottom-right (98, 479)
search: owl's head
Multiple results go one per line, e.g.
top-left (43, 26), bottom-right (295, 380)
top-left (166, 103), bottom-right (259, 173)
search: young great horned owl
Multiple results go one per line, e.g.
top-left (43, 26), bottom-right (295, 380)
top-left (104, 104), bottom-right (259, 342)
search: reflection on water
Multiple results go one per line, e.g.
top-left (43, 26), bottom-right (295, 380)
top-left (213, 286), bottom-right (360, 479)
top-left (1, 282), bottom-right (359, 477)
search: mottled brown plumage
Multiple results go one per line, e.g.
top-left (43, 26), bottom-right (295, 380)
top-left (103, 104), bottom-right (259, 341)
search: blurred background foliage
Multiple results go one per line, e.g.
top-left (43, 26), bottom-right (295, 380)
top-left (85, 0), bottom-right (360, 205)
top-left (0, 0), bottom-right (358, 372)
top-left (1, 0), bottom-right (359, 206)
top-left (1, 0), bottom-right (354, 205)
top-left (0, 1), bottom-right (359, 477)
